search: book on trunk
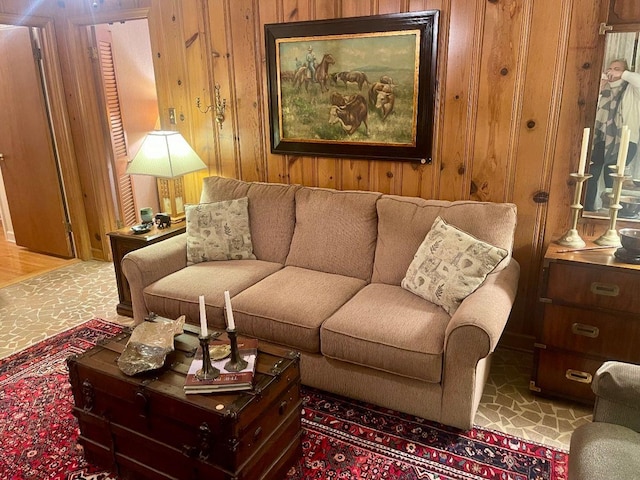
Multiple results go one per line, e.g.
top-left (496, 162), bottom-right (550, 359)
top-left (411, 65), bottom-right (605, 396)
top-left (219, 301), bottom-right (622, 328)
top-left (184, 337), bottom-right (258, 394)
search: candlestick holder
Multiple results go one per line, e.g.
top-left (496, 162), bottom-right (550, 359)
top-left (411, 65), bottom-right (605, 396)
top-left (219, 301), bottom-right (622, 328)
top-left (557, 173), bottom-right (592, 248)
top-left (595, 172), bottom-right (625, 247)
top-left (195, 335), bottom-right (220, 381)
top-left (224, 329), bottom-right (248, 372)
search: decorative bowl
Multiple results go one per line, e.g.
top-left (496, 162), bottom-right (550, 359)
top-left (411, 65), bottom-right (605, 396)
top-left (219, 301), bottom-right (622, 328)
top-left (619, 228), bottom-right (640, 252)
top-left (618, 196), bottom-right (640, 217)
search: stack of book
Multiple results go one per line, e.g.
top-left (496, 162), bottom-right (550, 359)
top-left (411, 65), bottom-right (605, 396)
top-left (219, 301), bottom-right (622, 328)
top-left (184, 338), bottom-right (258, 394)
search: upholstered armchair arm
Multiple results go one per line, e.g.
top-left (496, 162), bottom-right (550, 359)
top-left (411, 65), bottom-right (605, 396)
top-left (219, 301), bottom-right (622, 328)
top-left (440, 259), bottom-right (520, 429)
top-left (121, 233), bottom-right (188, 323)
top-left (591, 361), bottom-right (640, 433)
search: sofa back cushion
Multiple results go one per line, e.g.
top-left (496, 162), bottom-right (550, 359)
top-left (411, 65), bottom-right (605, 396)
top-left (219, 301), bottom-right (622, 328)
top-left (200, 176), bottom-right (298, 264)
top-left (286, 187), bottom-right (381, 281)
top-left (372, 195), bottom-right (517, 285)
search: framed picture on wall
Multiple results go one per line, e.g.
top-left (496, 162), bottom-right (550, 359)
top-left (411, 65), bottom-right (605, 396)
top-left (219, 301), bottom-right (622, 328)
top-left (264, 11), bottom-right (439, 163)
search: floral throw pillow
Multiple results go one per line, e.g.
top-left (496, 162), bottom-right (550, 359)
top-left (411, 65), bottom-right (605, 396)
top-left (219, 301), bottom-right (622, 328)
top-left (401, 216), bottom-right (508, 315)
top-left (186, 197), bottom-right (256, 264)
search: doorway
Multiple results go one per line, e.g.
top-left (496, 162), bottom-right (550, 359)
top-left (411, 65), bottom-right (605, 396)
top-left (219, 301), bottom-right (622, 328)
top-left (0, 24), bottom-right (74, 258)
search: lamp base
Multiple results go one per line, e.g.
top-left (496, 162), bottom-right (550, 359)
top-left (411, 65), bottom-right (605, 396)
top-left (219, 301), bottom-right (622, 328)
top-left (157, 177), bottom-right (186, 221)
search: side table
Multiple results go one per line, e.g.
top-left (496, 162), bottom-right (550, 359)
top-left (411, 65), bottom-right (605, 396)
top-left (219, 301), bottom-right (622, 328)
top-left (107, 223), bottom-right (186, 316)
top-left (530, 241), bottom-right (640, 403)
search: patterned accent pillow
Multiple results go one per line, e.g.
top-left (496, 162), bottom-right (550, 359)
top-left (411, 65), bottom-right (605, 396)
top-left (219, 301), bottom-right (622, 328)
top-left (401, 216), bottom-right (508, 315)
top-left (185, 197), bottom-right (256, 264)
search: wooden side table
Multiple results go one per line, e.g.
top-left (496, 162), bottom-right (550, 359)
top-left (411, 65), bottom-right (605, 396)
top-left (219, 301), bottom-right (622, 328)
top-left (530, 241), bottom-right (640, 403)
top-left (107, 223), bottom-right (186, 316)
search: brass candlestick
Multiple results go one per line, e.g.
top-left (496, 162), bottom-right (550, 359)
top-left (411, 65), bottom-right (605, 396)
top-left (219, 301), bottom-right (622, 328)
top-left (224, 329), bottom-right (248, 372)
top-left (557, 173), bottom-right (592, 248)
top-left (195, 335), bottom-right (220, 381)
top-left (595, 171), bottom-right (626, 247)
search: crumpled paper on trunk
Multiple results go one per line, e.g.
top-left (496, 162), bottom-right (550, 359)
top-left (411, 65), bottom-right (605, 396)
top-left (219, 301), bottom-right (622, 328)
top-left (117, 315), bottom-right (185, 376)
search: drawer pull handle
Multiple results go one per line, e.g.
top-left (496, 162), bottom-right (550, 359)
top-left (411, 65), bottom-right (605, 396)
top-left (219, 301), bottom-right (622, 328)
top-left (566, 369), bottom-right (593, 384)
top-left (590, 282), bottom-right (619, 297)
top-left (571, 323), bottom-right (599, 338)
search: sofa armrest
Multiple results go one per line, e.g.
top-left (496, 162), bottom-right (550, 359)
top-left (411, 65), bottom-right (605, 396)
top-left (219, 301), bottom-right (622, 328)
top-left (444, 258), bottom-right (520, 354)
top-left (121, 233), bottom-right (188, 323)
top-left (440, 258), bottom-right (520, 429)
top-left (592, 361), bottom-right (640, 432)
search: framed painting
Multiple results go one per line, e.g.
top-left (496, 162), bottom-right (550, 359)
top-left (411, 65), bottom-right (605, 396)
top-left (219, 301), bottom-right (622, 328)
top-left (264, 11), bottom-right (439, 163)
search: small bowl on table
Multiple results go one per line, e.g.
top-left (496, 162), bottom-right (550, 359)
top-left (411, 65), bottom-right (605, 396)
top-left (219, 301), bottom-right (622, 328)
top-left (619, 228), bottom-right (640, 254)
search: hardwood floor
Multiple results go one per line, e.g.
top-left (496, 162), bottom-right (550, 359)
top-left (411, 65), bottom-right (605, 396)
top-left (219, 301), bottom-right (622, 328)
top-left (0, 225), bottom-right (77, 288)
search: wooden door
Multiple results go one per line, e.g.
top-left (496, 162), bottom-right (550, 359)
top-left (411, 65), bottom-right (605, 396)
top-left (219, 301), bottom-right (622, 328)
top-left (0, 26), bottom-right (73, 257)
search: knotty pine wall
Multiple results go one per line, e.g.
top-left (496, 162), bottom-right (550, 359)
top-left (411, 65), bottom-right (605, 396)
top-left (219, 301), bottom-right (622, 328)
top-left (2, 0), bottom-right (638, 350)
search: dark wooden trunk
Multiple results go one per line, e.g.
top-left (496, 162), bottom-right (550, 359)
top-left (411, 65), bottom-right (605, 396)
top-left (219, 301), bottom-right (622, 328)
top-left (67, 328), bottom-right (302, 480)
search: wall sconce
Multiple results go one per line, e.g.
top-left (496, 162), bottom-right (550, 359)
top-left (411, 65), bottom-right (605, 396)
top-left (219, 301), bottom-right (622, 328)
top-left (196, 83), bottom-right (226, 129)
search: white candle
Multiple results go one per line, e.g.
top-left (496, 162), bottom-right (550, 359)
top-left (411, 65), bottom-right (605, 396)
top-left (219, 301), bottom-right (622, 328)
top-left (616, 126), bottom-right (630, 175)
top-left (578, 127), bottom-right (590, 175)
top-left (199, 295), bottom-right (208, 337)
top-left (224, 290), bottom-right (236, 330)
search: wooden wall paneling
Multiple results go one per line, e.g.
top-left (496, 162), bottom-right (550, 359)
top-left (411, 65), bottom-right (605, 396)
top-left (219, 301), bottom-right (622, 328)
top-left (401, 0), bottom-right (444, 200)
top-left (316, 157), bottom-right (340, 189)
top-left (181, 0), bottom-right (214, 195)
top-left (544, 0), bottom-right (607, 247)
top-left (226, 0), bottom-right (265, 183)
top-left (471, 0), bottom-right (524, 204)
top-left (609, 0), bottom-right (640, 24)
top-left (176, 0), bottom-right (213, 203)
top-left (154, 0), bottom-right (202, 207)
top-left (435, 0), bottom-right (481, 201)
top-left (260, 0), bottom-right (287, 184)
top-left (206, 0), bottom-right (236, 179)
top-left (502, 0), bottom-right (568, 349)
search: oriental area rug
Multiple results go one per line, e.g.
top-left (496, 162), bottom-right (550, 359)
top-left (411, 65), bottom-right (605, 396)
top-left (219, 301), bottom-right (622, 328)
top-left (0, 319), bottom-right (569, 480)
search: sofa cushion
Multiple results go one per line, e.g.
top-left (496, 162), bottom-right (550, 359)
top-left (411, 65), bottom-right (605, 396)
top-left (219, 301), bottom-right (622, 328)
top-left (286, 187), bottom-right (381, 281)
top-left (372, 195), bottom-right (517, 285)
top-left (200, 176), bottom-right (298, 264)
top-left (402, 216), bottom-right (508, 315)
top-left (230, 266), bottom-right (367, 353)
top-left (185, 198), bottom-right (255, 264)
top-left (142, 260), bottom-right (283, 329)
top-left (321, 283), bottom-right (450, 383)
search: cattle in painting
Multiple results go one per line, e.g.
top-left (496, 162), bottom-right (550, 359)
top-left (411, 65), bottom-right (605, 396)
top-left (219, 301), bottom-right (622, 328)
top-left (328, 93), bottom-right (369, 135)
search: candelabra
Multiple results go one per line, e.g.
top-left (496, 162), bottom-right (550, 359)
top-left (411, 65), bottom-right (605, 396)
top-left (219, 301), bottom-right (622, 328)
top-left (195, 334), bottom-right (220, 381)
top-left (594, 171), bottom-right (625, 247)
top-left (557, 173), bottom-right (592, 248)
top-left (224, 329), bottom-right (248, 372)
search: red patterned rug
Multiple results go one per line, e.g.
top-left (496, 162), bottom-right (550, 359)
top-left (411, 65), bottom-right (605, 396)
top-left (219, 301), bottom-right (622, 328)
top-left (0, 319), bottom-right (568, 480)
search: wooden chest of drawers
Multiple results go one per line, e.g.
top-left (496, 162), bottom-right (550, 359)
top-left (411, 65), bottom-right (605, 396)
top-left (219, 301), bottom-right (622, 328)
top-left (531, 243), bottom-right (640, 403)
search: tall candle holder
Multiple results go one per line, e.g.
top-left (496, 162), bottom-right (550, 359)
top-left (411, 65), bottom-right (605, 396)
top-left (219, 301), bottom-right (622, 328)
top-left (557, 173), bottom-right (592, 248)
top-left (195, 334), bottom-right (220, 381)
top-left (595, 171), bottom-right (625, 247)
top-left (224, 329), bottom-right (248, 372)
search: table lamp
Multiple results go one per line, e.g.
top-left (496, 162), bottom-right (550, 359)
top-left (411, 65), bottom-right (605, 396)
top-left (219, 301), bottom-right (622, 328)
top-left (126, 130), bottom-right (207, 221)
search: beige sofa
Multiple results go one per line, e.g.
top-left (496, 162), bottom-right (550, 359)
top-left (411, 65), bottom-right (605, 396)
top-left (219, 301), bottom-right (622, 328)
top-left (122, 176), bottom-right (519, 430)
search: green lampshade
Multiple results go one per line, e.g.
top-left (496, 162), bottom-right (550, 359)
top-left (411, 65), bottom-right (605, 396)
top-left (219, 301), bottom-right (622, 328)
top-left (126, 130), bottom-right (206, 178)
